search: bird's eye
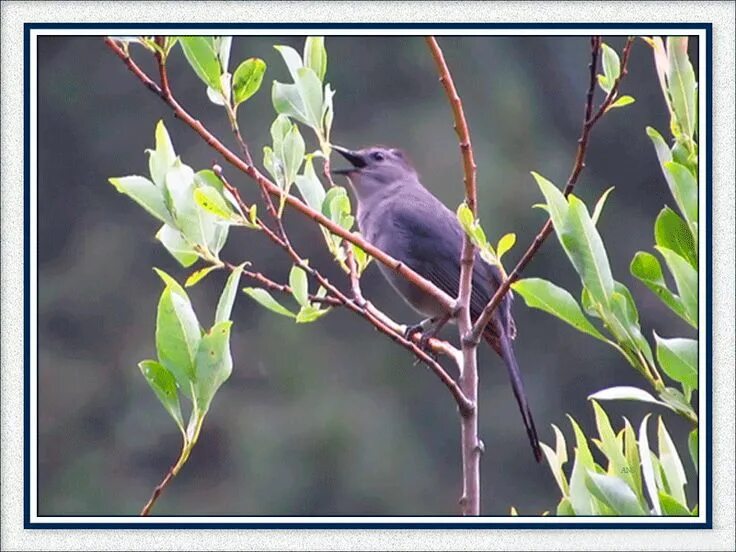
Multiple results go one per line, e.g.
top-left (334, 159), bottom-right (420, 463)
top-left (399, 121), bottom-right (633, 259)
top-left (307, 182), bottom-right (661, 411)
top-left (372, 152), bottom-right (385, 162)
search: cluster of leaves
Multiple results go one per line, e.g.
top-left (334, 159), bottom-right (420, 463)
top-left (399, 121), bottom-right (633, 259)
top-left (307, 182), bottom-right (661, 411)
top-left (138, 266), bottom-right (244, 470)
top-left (452, 38), bottom-right (699, 517)
top-left (110, 121), bottom-right (255, 279)
top-left (541, 401), bottom-right (696, 516)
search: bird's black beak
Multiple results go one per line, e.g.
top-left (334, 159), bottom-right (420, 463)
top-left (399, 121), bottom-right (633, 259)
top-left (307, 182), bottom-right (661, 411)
top-left (331, 145), bottom-right (366, 175)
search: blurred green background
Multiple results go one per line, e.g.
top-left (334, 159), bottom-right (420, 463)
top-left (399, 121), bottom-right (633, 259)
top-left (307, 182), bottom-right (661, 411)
top-left (37, 34), bottom-right (698, 516)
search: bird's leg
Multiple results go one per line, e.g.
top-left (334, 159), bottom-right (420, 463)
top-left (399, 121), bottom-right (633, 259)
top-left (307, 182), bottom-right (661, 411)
top-left (404, 314), bottom-right (452, 353)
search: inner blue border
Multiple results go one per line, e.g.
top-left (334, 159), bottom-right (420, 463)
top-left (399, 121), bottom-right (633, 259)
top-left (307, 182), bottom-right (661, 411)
top-left (23, 22), bottom-right (713, 530)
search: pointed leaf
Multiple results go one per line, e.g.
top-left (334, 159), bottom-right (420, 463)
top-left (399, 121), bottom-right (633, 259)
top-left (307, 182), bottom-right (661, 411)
top-left (656, 246), bottom-right (698, 326)
top-left (147, 120), bottom-right (177, 188)
top-left (630, 251), bottom-right (693, 326)
top-left (282, 124), bottom-right (305, 186)
top-left (155, 281), bottom-right (201, 396)
top-left (655, 206), bottom-right (696, 268)
top-left (243, 287), bottom-right (295, 318)
top-left (496, 233), bottom-right (516, 261)
top-left (139, 360), bottom-right (185, 434)
top-left (179, 36), bottom-right (221, 90)
top-left (295, 156), bottom-right (326, 210)
top-left (156, 224), bottom-right (198, 267)
top-left (185, 265), bottom-right (219, 287)
top-left (303, 36), bottom-right (327, 81)
top-left (192, 321), bottom-right (233, 414)
top-left (511, 278), bottom-right (608, 342)
top-left (274, 44), bottom-right (303, 81)
top-left (654, 333), bottom-right (698, 389)
top-left (272, 81), bottom-right (310, 125)
top-left (657, 417), bottom-right (687, 505)
top-left (623, 418), bottom-right (643, 501)
top-left (296, 305), bottom-right (331, 323)
top-left (601, 43), bottom-right (621, 83)
top-left (109, 175), bottom-right (173, 225)
top-left (289, 265), bottom-right (309, 307)
top-left (607, 95), bottom-right (636, 111)
top-left (658, 491), bottom-right (692, 516)
top-left (585, 471), bottom-right (646, 515)
top-left (215, 264), bottom-right (245, 324)
top-left (663, 162), bottom-right (698, 231)
top-left (688, 429), bottom-right (698, 472)
top-left (295, 67), bottom-right (324, 130)
top-left (638, 414), bottom-right (662, 515)
top-left (666, 37), bottom-right (697, 140)
top-left (591, 186), bottom-right (615, 226)
top-left (589, 386), bottom-right (671, 410)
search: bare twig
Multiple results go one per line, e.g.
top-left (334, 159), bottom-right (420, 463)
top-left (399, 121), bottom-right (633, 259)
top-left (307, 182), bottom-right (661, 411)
top-left (426, 36), bottom-right (481, 516)
top-left (469, 36), bottom-right (635, 343)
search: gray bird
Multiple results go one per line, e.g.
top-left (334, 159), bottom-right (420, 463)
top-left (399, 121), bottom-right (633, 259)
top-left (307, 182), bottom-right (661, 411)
top-left (333, 145), bottom-right (542, 462)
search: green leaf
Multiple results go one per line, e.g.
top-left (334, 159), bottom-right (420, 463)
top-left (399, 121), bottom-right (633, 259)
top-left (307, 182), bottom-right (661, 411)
top-left (556, 497), bottom-right (575, 516)
top-left (591, 401), bottom-right (630, 486)
top-left (666, 37), bottom-right (697, 140)
top-left (232, 57), bottom-right (266, 106)
top-left (109, 175), bottom-right (173, 225)
top-left (656, 246), bottom-right (698, 326)
top-left (156, 224), bottom-right (199, 267)
top-left (655, 206), bottom-right (697, 268)
top-left (597, 74), bottom-right (611, 93)
top-left (274, 44), bottom-right (303, 81)
top-left (601, 43), bottom-right (621, 84)
top-left (322, 83), bottom-right (335, 141)
top-left (585, 471), bottom-right (646, 515)
top-left (295, 156), bottom-right (326, 210)
top-left (185, 265), bottom-right (219, 287)
top-left (654, 333), bottom-right (698, 389)
top-left (607, 95), bottom-right (636, 110)
top-left (663, 161), bottom-right (698, 231)
top-left (568, 415), bottom-right (596, 515)
top-left (591, 186), bottom-right (615, 226)
top-left (193, 186), bottom-right (236, 221)
top-left (456, 202), bottom-right (474, 232)
top-left (511, 278), bottom-right (608, 343)
top-left (658, 386), bottom-right (697, 420)
top-left (623, 418), bottom-right (643, 501)
top-left (561, 195), bottom-right (615, 308)
top-left (179, 36), bottom-right (221, 90)
top-left (496, 233), bottom-right (516, 261)
top-left (215, 264), bottom-right (244, 325)
top-left (630, 251), bottom-right (693, 327)
top-left (289, 265), bottom-right (309, 307)
top-left (588, 386), bottom-right (671, 410)
top-left (638, 414), bottom-right (662, 515)
top-left (295, 304), bottom-right (331, 323)
top-left (323, 186), bottom-right (354, 231)
top-left (147, 120), bottom-right (177, 188)
top-left (295, 67), bottom-right (324, 130)
top-left (688, 429), bottom-right (698, 472)
top-left (243, 287), bottom-right (295, 318)
top-left (215, 36), bottom-right (232, 72)
top-left (272, 81), bottom-right (310, 126)
top-left (541, 423), bottom-right (569, 497)
top-left (282, 124), bottom-right (306, 187)
top-left (303, 36), bottom-right (327, 81)
top-left (657, 417), bottom-right (687, 505)
top-left (658, 491), bottom-right (692, 516)
top-left (155, 278), bottom-right (201, 396)
top-left (192, 320), bottom-right (233, 415)
top-left (530, 171), bottom-right (569, 233)
top-left (139, 360), bottom-right (185, 435)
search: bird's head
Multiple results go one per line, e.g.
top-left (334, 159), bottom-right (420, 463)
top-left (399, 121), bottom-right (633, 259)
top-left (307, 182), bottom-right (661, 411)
top-left (332, 145), bottom-right (418, 200)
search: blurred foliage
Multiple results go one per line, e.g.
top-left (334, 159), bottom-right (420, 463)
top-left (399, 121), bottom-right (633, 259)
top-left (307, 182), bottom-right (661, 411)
top-left (37, 34), bottom-right (698, 516)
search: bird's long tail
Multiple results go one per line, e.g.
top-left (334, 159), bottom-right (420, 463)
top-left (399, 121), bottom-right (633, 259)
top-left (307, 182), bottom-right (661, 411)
top-left (484, 330), bottom-right (542, 463)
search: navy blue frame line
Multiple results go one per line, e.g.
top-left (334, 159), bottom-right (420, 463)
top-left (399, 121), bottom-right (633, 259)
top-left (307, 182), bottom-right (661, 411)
top-left (23, 22), bottom-right (713, 530)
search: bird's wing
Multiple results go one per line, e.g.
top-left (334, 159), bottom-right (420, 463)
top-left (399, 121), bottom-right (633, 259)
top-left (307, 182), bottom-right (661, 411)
top-left (392, 198), bottom-right (513, 335)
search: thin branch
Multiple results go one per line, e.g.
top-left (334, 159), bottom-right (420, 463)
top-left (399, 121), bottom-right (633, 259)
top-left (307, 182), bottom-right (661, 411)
top-left (469, 36), bottom-right (635, 343)
top-left (426, 36), bottom-right (481, 516)
top-left (104, 37), bottom-right (456, 315)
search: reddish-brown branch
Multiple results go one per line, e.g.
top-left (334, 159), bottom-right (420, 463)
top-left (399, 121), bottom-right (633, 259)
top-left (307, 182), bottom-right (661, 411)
top-left (104, 37), bottom-right (456, 315)
top-left (469, 36), bottom-right (635, 343)
top-left (426, 36), bottom-right (481, 516)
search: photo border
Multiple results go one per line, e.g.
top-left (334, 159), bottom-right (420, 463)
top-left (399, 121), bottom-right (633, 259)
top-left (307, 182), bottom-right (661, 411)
top-left (24, 22), bottom-right (712, 530)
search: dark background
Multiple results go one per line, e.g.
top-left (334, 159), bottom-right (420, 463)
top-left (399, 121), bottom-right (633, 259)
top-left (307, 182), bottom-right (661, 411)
top-left (37, 34), bottom-right (698, 516)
